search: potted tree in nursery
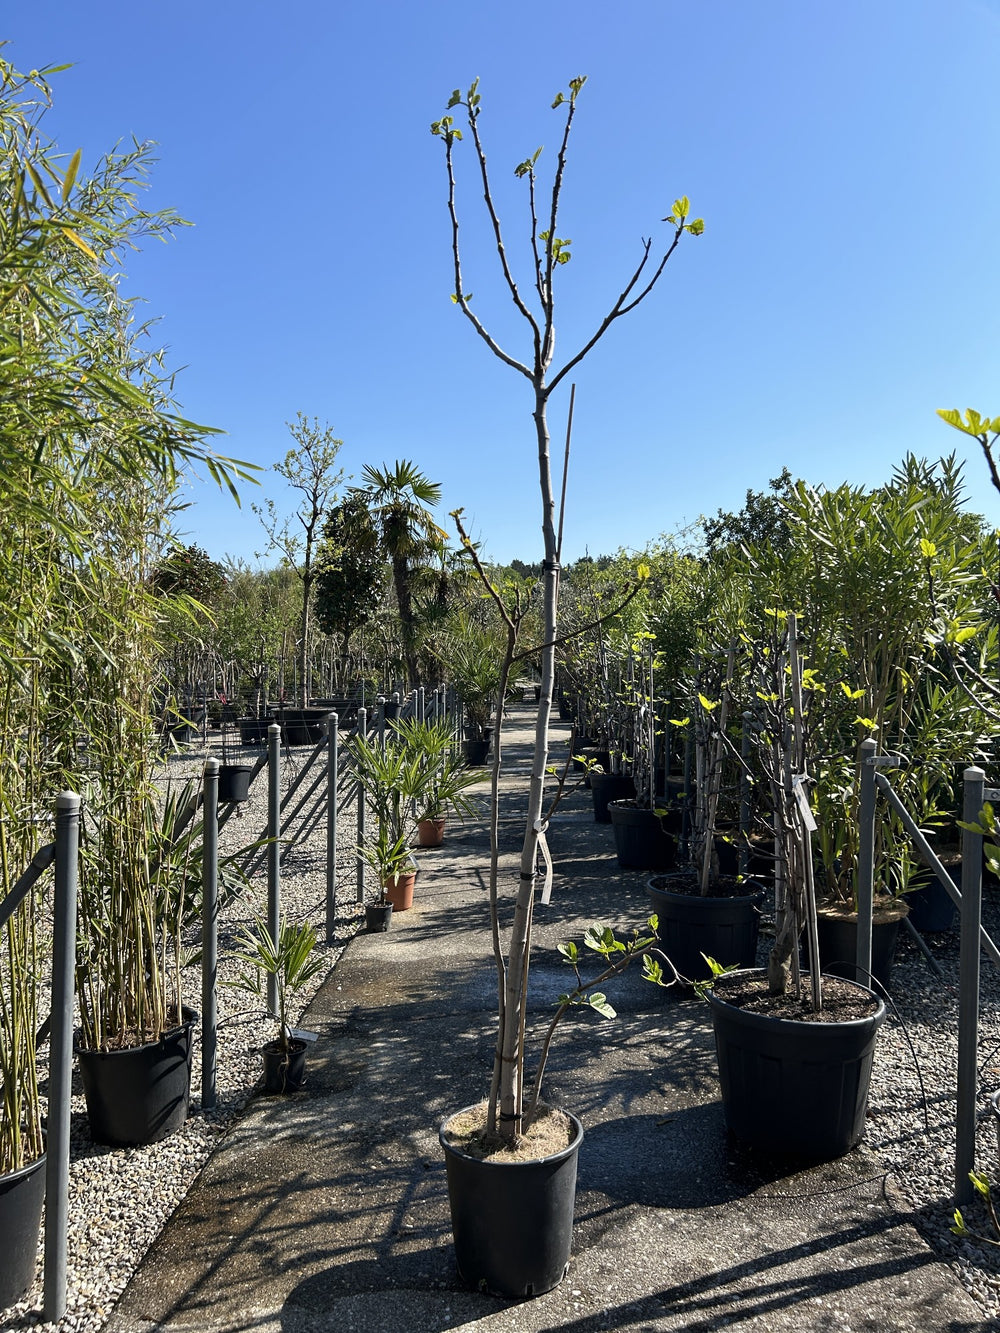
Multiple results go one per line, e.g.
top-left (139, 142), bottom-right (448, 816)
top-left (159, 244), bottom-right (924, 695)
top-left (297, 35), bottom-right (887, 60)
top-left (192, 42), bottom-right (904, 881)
top-left (358, 827), bottom-right (416, 923)
top-left (229, 914), bottom-right (324, 1093)
top-left (444, 615), bottom-right (502, 766)
top-left (349, 725), bottom-right (428, 911)
top-left (431, 73), bottom-right (703, 1296)
top-left (704, 613), bottom-right (888, 1160)
top-left (647, 645), bottom-right (766, 984)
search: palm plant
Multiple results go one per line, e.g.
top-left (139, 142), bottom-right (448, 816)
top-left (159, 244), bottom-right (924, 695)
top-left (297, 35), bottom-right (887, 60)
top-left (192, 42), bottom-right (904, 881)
top-left (229, 915), bottom-right (324, 1052)
top-left (350, 461), bottom-right (446, 687)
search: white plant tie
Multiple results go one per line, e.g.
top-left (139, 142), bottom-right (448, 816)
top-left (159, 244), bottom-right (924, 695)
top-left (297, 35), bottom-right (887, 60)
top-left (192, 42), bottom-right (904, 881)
top-left (535, 818), bottom-right (554, 904)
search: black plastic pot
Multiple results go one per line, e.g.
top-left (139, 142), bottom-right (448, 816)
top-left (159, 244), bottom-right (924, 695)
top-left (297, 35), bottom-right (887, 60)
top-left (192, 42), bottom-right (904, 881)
top-left (590, 771), bottom-right (636, 823)
top-left (262, 1038), bottom-right (307, 1094)
top-left (78, 1007), bottom-right (197, 1146)
top-left (907, 863), bottom-right (959, 933)
top-left (277, 709), bottom-right (327, 746)
top-left (813, 910), bottom-right (905, 991)
top-left (0, 1154), bottom-right (45, 1310)
top-left (708, 970), bottom-right (885, 1159)
top-left (462, 738), bottom-right (491, 767)
top-left (608, 801), bottom-right (678, 871)
top-left (647, 877), bottom-right (764, 981)
top-left (238, 717), bottom-right (269, 746)
top-left (217, 763), bottom-right (253, 803)
top-left (365, 902), bottom-right (394, 932)
top-left (440, 1106), bottom-right (583, 1298)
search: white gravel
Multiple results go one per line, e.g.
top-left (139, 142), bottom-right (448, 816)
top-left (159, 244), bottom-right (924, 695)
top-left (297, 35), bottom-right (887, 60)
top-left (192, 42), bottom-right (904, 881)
top-left (3, 731), bottom-right (368, 1333)
top-left (5, 731), bottom-right (1000, 1330)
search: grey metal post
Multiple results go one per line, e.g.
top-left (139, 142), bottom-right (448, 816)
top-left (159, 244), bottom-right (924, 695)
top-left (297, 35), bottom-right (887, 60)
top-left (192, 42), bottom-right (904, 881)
top-left (267, 722), bottom-right (282, 1016)
top-left (856, 739), bottom-right (878, 984)
top-left (326, 712), bottom-right (339, 942)
top-left (739, 711), bottom-right (753, 878)
top-left (201, 758), bottom-right (219, 1111)
top-left (956, 765), bottom-right (986, 1204)
top-left (356, 707), bottom-right (367, 904)
top-left (376, 697), bottom-right (386, 752)
top-left (44, 791), bottom-right (80, 1322)
top-left (418, 686), bottom-right (425, 722)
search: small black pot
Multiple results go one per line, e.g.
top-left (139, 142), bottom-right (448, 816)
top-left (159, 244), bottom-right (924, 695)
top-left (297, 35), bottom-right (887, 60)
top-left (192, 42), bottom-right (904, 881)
top-left (262, 1038), bottom-right (307, 1094)
top-left (462, 738), bottom-right (491, 767)
top-left (647, 876), bottom-right (764, 981)
top-left (217, 763), bottom-right (253, 803)
top-left (440, 1106), bottom-right (583, 1298)
top-left (78, 1007), bottom-right (197, 1147)
top-left (708, 970), bottom-right (885, 1159)
top-left (608, 801), bottom-right (678, 871)
top-left (590, 771), bottom-right (636, 823)
top-left (365, 902), bottom-right (394, 932)
top-left (0, 1154), bottom-right (45, 1310)
top-left (238, 717), bottom-right (269, 746)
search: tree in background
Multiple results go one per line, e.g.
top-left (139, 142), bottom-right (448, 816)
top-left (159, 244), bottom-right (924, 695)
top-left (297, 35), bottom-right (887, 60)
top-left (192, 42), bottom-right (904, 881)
top-left (254, 414), bottom-right (345, 704)
top-left (314, 494), bottom-right (388, 664)
top-left (350, 460), bottom-right (445, 688)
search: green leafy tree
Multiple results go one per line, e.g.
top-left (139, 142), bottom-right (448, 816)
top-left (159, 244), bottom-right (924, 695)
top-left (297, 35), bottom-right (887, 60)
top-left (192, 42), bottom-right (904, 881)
top-left (314, 494), bottom-right (389, 652)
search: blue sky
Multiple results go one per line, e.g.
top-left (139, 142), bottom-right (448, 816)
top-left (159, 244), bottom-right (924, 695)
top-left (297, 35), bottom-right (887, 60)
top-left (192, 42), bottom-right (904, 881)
top-left (7, 1), bottom-right (1000, 566)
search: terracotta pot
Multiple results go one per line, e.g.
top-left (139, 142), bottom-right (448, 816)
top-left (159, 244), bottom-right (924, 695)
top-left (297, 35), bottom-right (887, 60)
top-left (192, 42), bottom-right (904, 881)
top-left (385, 870), bottom-right (416, 911)
top-left (418, 817), bottom-right (446, 848)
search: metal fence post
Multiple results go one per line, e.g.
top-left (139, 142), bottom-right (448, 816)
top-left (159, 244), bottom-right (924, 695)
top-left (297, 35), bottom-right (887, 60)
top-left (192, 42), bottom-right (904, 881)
top-left (856, 738), bottom-right (878, 984)
top-left (326, 711), bottom-right (339, 942)
top-left (956, 765), bottom-right (985, 1204)
top-left (356, 707), bottom-right (367, 905)
top-left (201, 758), bottom-right (219, 1111)
top-left (44, 791), bottom-right (80, 1322)
top-left (267, 722), bottom-right (282, 1016)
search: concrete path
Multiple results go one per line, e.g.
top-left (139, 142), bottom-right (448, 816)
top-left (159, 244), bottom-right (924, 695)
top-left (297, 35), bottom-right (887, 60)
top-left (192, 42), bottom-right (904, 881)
top-left (105, 705), bottom-right (986, 1333)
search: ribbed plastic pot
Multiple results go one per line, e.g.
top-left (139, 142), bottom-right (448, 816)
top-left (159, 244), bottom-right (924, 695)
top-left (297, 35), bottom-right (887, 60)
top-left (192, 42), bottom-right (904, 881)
top-left (590, 772), bottom-right (636, 823)
top-left (647, 878), bottom-right (764, 981)
top-left (608, 801), bottom-right (678, 871)
top-left (78, 1007), bottom-right (197, 1147)
top-left (440, 1106), bottom-right (583, 1298)
top-left (708, 970), bottom-right (885, 1158)
top-left (0, 1154), bottom-right (45, 1310)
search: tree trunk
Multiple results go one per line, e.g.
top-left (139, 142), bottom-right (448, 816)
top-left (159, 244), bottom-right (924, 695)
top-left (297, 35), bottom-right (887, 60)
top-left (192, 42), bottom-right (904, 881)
top-left (392, 554), bottom-right (420, 688)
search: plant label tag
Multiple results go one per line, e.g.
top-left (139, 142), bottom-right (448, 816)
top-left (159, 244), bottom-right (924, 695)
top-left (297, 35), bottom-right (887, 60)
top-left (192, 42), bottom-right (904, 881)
top-left (791, 776), bottom-right (818, 833)
top-left (288, 1028), bottom-right (319, 1044)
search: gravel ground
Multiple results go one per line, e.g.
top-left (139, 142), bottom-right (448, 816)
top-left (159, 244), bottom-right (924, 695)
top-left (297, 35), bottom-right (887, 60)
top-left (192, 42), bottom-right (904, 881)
top-left (3, 731), bottom-right (368, 1333)
top-left (5, 731), bottom-right (1000, 1329)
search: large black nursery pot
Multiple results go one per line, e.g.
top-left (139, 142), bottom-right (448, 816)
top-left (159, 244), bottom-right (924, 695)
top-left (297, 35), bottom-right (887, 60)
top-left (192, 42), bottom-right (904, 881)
top-left (0, 1154), bottom-right (45, 1310)
top-left (907, 862), bottom-right (959, 933)
top-left (590, 770), bottom-right (636, 823)
top-left (708, 969), bottom-right (885, 1159)
top-left (608, 800), bottom-right (678, 872)
top-left (813, 904), bottom-right (907, 991)
top-left (277, 708), bottom-right (328, 746)
top-left (440, 1106), bottom-right (583, 1298)
top-left (647, 875), bottom-right (764, 982)
top-left (238, 716), bottom-right (269, 746)
top-left (78, 1006), bottom-right (197, 1147)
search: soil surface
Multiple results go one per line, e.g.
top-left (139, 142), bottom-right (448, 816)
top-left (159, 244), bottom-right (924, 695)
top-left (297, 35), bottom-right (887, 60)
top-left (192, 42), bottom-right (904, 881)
top-left (650, 872), bottom-right (762, 900)
top-left (713, 970), bottom-right (882, 1022)
top-left (441, 1101), bottom-right (575, 1161)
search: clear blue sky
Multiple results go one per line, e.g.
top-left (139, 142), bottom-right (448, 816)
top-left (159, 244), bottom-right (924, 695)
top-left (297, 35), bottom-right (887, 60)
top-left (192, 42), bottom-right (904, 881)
top-left (8, 1), bottom-right (1000, 566)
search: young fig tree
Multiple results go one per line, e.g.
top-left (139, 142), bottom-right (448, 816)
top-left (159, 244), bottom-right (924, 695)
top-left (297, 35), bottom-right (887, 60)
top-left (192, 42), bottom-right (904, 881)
top-left (432, 77), bottom-right (703, 1145)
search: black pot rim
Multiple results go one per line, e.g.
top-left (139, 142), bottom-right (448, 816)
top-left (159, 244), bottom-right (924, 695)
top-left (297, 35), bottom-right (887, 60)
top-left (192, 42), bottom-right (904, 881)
top-left (0, 1151), bottom-right (46, 1187)
top-left (708, 968), bottom-right (885, 1033)
top-left (76, 1005), bottom-right (198, 1056)
top-left (648, 875), bottom-right (765, 906)
top-left (263, 1037), bottom-right (308, 1056)
top-left (439, 1103), bottom-right (583, 1170)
